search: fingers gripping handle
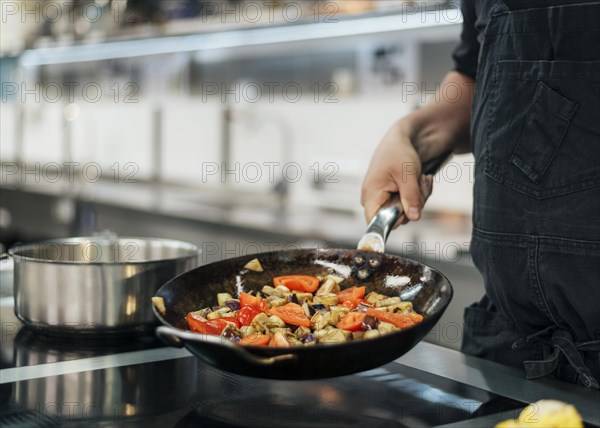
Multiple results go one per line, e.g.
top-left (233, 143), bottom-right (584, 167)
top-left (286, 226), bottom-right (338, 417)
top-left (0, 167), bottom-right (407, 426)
top-left (358, 151), bottom-right (451, 253)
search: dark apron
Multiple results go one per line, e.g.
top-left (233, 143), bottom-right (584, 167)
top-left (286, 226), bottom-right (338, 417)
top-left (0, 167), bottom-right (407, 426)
top-left (462, 0), bottom-right (600, 388)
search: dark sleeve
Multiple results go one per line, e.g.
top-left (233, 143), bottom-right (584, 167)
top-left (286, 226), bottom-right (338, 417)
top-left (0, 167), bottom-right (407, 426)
top-left (452, 1), bottom-right (479, 80)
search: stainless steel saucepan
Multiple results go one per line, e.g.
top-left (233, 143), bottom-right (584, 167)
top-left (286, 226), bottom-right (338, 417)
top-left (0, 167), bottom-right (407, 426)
top-left (6, 236), bottom-right (199, 336)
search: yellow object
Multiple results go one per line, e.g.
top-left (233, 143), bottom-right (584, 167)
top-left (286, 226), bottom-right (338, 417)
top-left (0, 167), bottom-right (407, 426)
top-left (496, 400), bottom-right (583, 428)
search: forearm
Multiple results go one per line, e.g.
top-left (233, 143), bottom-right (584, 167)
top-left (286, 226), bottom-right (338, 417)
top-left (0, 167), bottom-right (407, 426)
top-left (400, 71), bottom-right (475, 160)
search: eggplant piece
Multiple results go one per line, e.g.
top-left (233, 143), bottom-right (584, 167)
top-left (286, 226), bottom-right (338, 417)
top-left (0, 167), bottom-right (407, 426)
top-left (221, 324), bottom-right (241, 341)
top-left (287, 293), bottom-right (300, 304)
top-left (365, 292), bottom-right (386, 304)
top-left (364, 329), bottom-right (381, 339)
top-left (310, 311), bottom-right (329, 330)
top-left (304, 303), bottom-right (326, 317)
top-left (191, 308), bottom-right (211, 319)
top-left (357, 301), bottom-right (374, 312)
top-left (240, 326), bottom-right (257, 337)
top-left (314, 293), bottom-right (339, 306)
top-left (294, 326), bottom-right (311, 339)
top-left (266, 315), bottom-right (286, 329)
top-left (315, 278), bottom-right (338, 296)
top-left (361, 315), bottom-right (379, 331)
top-left (325, 274), bottom-right (345, 285)
top-left (271, 331), bottom-right (291, 347)
top-left (270, 327), bottom-right (292, 335)
top-left (224, 300), bottom-right (241, 311)
top-left (285, 333), bottom-right (304, 346)
top-left (217, 293), bottom-right (234, 307)
top-left (274, 285), bottom-right (291, 297)
top-left (303, 333), bottom-right (317, 345)
top-left (250, 313), bottom-right (270, 333)
top-left (244, 258), bottom-right (263, 272)
top-left (314, 328), bottom-right (350, 344)
top-left (207, 310), bottom-right (223, 320)
top-left (330, 305), bottom-right (350, 318)
top-left (377, 321), bottom-right (398, 334)
top-left (352, 331), bottom-right (365, 340)
top-left (325, 311), bottom-right (340, 327)
top-left (302, 302), bottom-right (311, 318)
top-left (152, 297), bottom-right (167, 315)
top-left (266, 296), bottom-right (287, 308)
top-left (375, 297), bottom-right (402, 308)
top-left (293, 292), bottom-right (313, 304)
top-left (389, 302), bottom-right (414, 313)
top-left (261, 285), bottom-right (277, 295)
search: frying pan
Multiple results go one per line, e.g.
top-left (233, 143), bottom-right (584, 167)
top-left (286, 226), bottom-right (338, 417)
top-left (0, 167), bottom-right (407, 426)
top-left (153, 154), bottom-right (453, 380)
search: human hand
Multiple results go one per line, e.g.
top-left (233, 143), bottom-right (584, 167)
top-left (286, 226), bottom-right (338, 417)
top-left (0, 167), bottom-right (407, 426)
top-left (361, 121), bottom-right (435, 228)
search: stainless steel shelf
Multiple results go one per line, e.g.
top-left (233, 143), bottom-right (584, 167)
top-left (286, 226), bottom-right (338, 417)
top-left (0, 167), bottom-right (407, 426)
top-left (19, 9), bottom-right (462, 67)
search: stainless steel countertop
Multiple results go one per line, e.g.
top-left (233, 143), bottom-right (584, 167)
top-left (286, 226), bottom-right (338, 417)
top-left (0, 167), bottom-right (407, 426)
top-left (400, 343), bottom-right (600, 425)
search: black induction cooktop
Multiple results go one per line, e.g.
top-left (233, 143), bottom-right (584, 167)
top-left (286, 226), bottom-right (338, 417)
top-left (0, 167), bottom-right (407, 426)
top-left (1, 302), bottom-right (596, 428)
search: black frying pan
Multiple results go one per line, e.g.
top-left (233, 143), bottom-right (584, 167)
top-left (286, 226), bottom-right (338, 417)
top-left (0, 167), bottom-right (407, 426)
top-left (154, 248), bottom-right (452, 380)
top-left (153, 154), bottom-right (453, 380)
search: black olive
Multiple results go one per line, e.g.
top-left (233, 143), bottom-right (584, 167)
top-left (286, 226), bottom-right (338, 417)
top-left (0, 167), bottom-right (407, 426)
top-left (287, 294), bottom-right (300, 304)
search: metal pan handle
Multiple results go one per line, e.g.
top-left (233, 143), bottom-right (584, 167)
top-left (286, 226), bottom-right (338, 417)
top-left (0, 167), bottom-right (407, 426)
top-left (156, 326), bottom-right (298, 367)
top-left (358, 151), bottom-right (452, 252)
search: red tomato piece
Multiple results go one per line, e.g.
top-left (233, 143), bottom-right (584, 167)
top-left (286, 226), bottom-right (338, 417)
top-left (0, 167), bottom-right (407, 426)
top-left (186, 313), bottom-right (239, 335)
top-left (273, 275), bottom-right (319, 293)
top-left (237, 306), bottom-right (262, 326)
top-left (337, 286), bottom-right (366, 310)
top-left (239, 334), bottom-right (270, 346)
top-left (365, 308), bottom-right (422, 330)
top-left (239, 292), bottom-right (261, 309)
top-left (337, 312), bottom-right (366, 331)
top-left (269, 303), bottom-right (311, 328)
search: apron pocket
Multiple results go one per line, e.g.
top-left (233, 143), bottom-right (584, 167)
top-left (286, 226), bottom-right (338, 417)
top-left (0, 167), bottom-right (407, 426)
top-left (484, 60), bottom-right (600, 198)
top-left (509, 81), bottom-right (577, 183)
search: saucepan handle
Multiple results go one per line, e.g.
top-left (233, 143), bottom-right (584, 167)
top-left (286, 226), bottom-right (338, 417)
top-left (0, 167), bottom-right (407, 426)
top-left (156, 326), bottom-right (298, 367)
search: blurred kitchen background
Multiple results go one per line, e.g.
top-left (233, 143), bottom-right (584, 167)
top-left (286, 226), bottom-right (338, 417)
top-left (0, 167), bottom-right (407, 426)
top-left (0, 0), bottom-right (479, 349)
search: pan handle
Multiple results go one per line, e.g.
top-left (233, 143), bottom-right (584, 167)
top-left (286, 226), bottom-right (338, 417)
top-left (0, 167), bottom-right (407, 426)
top-left (156, 326), bottom-right (298, 367)
top-left (358, 151), bottom-right (452, 252)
